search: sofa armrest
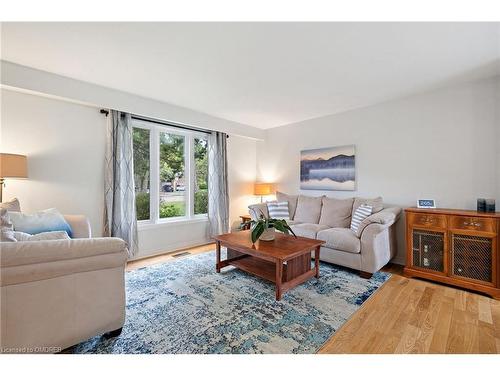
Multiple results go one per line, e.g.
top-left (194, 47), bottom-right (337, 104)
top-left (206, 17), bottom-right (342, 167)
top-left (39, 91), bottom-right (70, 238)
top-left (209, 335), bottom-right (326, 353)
top-left (1, 238), bottom-right (128, 286)
top-left (356, 206), bottom-right (401, 238)
top-left (64, 215), bottom-right (91, 238)
top-left (248, 203), bottom-right (269, 220)
top-left (359, 223), bottom-right (393, 273)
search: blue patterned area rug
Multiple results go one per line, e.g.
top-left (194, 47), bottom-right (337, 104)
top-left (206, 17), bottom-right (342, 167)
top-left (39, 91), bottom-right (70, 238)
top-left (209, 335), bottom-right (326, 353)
top-left (71, 250), bottom-right (390, 354)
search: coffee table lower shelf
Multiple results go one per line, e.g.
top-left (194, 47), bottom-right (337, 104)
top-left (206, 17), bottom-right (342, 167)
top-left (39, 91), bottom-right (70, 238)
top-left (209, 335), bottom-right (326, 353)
top-left (228, 255), bottom-right (277, 283)
top-left (217, 248), bottom-right (320, 300)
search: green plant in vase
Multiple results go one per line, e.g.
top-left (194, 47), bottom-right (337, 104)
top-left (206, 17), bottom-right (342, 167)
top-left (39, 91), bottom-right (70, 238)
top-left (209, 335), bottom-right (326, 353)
top-left (241, 211), bottom-right (296, 243)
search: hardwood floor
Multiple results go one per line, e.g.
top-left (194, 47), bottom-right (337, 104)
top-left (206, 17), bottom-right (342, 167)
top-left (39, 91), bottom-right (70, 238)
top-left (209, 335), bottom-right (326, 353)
top-left (319, 272), bottom-right (500, 354)
top-left (127, 244), bottom-right (500, 354)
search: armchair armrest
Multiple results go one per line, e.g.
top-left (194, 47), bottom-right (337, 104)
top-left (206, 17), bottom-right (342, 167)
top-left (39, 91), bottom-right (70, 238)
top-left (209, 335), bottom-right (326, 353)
top-left (0, 237), bottom-right (127, 286)
top-left (64, 215), bottom-right (91, 238)
top-left (248, 203), bottom-right (269, 221)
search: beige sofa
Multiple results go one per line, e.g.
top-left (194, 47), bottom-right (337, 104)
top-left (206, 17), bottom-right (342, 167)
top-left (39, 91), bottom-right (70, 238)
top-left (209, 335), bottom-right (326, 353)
top-left (0, 215), bottom-right (128, 353)
top-left (249, 193), bottom-right (401, 278)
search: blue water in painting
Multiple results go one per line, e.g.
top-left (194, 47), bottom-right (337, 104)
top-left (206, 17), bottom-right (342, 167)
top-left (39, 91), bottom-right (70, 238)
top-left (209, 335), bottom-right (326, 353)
top-left (309, 167), bottom-right (355, 182)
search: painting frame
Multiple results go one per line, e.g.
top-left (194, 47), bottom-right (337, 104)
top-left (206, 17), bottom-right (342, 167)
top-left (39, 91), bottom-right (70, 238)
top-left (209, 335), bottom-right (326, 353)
top-left (300, 145), bottom-right (356, 191)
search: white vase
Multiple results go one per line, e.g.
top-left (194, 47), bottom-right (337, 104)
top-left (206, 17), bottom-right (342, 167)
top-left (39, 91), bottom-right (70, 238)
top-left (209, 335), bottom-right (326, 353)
top-left (259, 227), bottom-right (276, 241)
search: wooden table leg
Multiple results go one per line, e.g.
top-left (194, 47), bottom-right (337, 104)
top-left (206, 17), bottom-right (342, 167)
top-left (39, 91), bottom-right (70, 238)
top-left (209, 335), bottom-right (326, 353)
top-left (275, 260), bottom-right (283, 301)
top-left (314, 246), bottom-right (320, 278)
top-left (216, 240), bottom-right (221, 273)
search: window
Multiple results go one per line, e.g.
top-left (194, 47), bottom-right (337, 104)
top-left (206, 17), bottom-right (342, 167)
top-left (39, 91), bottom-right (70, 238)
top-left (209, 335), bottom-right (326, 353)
top-left (159, 132), bottom-right (185, 218)
top-left (132, 119), bottom-right (209, 224)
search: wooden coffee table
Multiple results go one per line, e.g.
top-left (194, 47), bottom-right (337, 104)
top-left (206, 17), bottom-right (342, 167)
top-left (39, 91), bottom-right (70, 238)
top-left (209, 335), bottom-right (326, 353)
top-left (213, 231), bottom-right (325, 300)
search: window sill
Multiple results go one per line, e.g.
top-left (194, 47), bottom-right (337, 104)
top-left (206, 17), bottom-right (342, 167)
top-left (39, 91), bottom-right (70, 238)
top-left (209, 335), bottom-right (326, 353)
top-left (138, 216), bottom-right (208, 231)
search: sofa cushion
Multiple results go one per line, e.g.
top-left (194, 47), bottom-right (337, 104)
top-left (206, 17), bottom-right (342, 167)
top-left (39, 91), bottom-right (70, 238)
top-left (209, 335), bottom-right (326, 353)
top-left (289, 223), bottom-right (329, 239)
top-left (13, 230), bottom-right (71, 242)
top-left (294, 195), bottom-right (323, 224)
top-left (353, 196), bottom-right (384, 214)
top-left (276, 191), bottom-right (298, 220)
top-left (317, 228), bottom-right (361, 254)
top-left (319, 197), bottom-right (354, 228)
top-left (274, 219), bottom-right (302, 235)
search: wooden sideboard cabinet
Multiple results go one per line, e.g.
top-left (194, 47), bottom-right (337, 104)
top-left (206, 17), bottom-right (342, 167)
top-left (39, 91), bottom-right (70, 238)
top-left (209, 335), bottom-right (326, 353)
top-left (404, 208), bottom-right (500, 300)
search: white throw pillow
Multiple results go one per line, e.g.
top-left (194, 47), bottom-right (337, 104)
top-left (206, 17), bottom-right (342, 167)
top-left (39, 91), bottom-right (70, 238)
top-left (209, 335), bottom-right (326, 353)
top-left (350, 204), bottom-right (373, 235)
top-left (353, 197), bottom-right (383, 214)
top-left (13, 230), bottom-right (70, 242)
top-left (267, 201), bottom-right (290, 220)
top-left (276, 191), bottom-right (298, 220)
top-left (9, 208), bottom-right (73, 237)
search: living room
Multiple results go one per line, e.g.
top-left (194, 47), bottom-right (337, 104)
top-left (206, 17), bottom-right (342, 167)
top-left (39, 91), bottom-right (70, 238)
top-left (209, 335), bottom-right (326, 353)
top-left (1, 1), bottom-right (500, 373)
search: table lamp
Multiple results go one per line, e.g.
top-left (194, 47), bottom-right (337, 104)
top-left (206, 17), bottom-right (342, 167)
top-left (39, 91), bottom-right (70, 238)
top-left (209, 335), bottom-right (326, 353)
top-left (254, 183), bottom-right (275, 203)
top-left (0, 153), bottom-right (28, 202)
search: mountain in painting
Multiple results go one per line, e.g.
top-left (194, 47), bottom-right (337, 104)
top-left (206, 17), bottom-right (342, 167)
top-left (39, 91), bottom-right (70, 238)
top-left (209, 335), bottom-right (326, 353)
top-left (300, 154), bottom-right (355, 183)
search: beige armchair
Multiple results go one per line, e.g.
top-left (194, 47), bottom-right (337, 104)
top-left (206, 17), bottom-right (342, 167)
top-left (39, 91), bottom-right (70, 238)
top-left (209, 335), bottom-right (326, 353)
top-left (0, 215), bottom-right (128, 353)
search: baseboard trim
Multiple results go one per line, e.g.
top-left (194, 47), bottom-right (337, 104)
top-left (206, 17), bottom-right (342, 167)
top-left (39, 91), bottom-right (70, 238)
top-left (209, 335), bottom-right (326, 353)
top-left (130, 240), bottom-right (215, 262)
top-left (391, 255), bottom-right (406, 266)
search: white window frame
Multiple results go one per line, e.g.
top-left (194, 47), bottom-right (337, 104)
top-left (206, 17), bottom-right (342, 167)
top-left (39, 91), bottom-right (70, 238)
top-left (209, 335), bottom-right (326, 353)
top-left (133, 119), bottom-right (208, 227)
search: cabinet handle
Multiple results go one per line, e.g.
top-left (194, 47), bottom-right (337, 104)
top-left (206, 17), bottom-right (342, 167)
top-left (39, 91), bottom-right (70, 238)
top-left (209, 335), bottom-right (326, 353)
top-left (463, 220), bottom-right (481, 228)
top-left (420, 216), bottom-right (435, 224)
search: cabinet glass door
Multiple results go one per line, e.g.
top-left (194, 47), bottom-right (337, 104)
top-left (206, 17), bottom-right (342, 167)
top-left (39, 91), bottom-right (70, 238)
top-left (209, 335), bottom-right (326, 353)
top-left (451, 233), bottom-right (493, 284)
top-left (412, 229), bottom-right (445, 273)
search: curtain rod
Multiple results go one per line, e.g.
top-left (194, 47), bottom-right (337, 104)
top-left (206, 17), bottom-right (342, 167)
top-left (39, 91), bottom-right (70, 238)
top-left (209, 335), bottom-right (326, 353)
top-left (99, 109), bottom-right (229, 138)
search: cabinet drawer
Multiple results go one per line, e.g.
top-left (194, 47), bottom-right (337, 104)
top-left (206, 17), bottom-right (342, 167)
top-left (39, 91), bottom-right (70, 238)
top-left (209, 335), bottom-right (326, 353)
top-left (450, 216), bottom-right (496, 233)
top-left (407, 213), bottom-right (447, 229)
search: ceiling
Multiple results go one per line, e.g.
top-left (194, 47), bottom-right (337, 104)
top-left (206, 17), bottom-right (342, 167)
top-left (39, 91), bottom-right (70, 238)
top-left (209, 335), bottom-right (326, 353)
top-left (1, 22), bottom-right (499, 129)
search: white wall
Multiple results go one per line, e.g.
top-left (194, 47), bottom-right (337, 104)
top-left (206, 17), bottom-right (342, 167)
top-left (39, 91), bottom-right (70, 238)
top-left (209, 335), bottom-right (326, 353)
top-left (257, 77), bottom-right (500, 264)
top-left (1, 88), bottom-right (107, 236)
top-left (227, 135), bottom-right (257, 229)
top-left (1, 88), bottom-right (258, 258)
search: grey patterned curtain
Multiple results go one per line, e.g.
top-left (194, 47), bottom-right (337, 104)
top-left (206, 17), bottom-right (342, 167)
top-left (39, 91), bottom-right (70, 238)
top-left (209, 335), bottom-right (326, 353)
top-left (103, 110), bottom-right (138, 257)
top-left (208, 131), bottom-right (229, 237)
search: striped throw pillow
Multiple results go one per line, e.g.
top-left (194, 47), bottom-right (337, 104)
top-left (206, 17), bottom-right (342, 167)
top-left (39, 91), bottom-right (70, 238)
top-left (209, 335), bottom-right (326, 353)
top-left (267, 201), bottom-right (290, 220)
top-left (350, 204), bottom-right (373, 235)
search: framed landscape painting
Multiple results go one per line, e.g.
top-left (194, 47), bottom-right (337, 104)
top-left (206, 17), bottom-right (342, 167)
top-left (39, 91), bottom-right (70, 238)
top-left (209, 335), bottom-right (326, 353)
top-left (300, 145), bottom-right (356, 191)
